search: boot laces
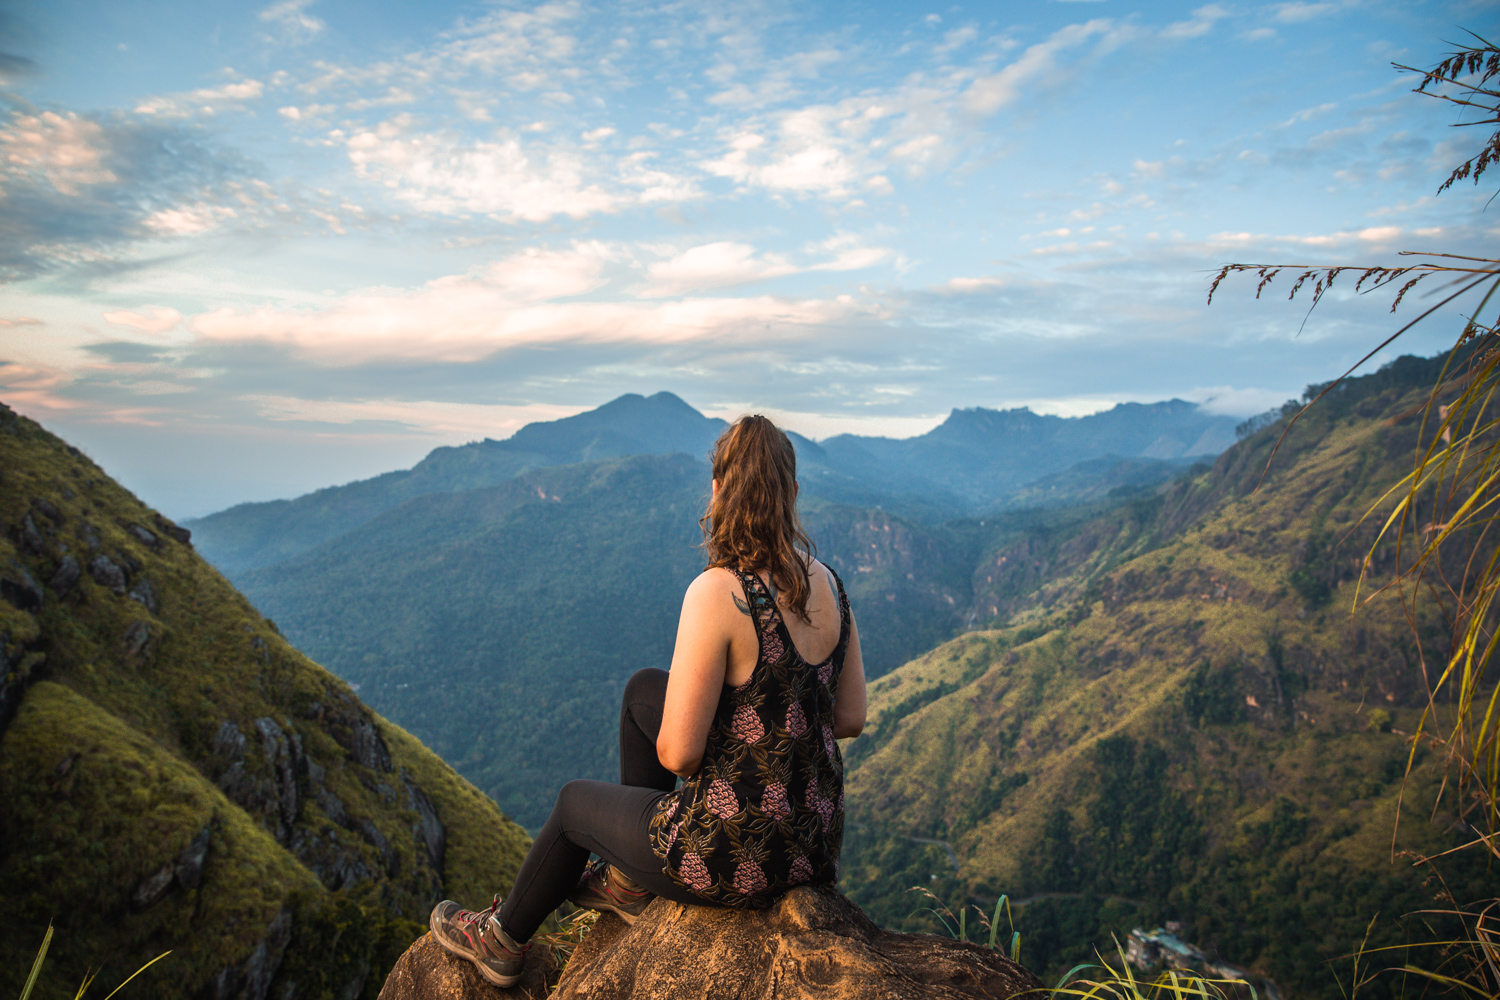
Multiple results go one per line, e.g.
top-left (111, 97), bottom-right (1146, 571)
top-left (466, 895), bottom-right (529, 959)
top-left (458, 894), bottom-right (502, 928)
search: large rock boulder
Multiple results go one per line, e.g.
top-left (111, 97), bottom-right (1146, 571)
top-left (379, 932), bottom-right (557, 1000)
top-left (379, 886), bottom-right (1044, 999)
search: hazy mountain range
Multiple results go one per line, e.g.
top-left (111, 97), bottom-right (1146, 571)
top-left (187, 393), bottom-right (1237, 576)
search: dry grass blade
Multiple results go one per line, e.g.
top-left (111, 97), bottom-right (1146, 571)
top-left (533, 907), bottom-right (600, 989)
top-left (18, 924), bottom-right (170, 1000)
top-left (20, 924), bottom-right (54, 1000)
top-left (1209, 34), bottom-right (1500, 998)
top-left (1210, 263), bottom-right (1499, 494)
top-left (1047, 939), bottom-right (1251, 1000)
top-left (96, 951), bottom-right (171, 1000)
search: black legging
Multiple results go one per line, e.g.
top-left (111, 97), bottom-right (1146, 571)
top-left (496, 667), bottom-right (719, 941)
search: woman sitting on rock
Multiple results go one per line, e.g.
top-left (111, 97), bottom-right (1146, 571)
top-left (429, 414), bottom-right (868, 987)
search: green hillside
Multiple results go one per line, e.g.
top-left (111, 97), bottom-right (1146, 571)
top-left (839, 355), bottom-right (1490, 996)
top-left (0, 401), bottom-right (529, 1000)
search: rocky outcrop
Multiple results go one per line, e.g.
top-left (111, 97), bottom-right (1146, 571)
top-left (378, 886), bottom-right (1044, 1000)
top-left (0, 624), bottom-right (45, 741)
top-left (88, 553), bottom-right (127, 594)
top-left (212, 717), bottom-right (306, 846)
top-left (2, 560), bottom-right (43, 611)
top-left (200, 908), bottom-right (294, 1000)
top-left (130, 824), bottom-right (212, 910)
top-left (402, 769), bottom-right (446, 875)
top-left (152, 512), bottom-right (192, 545)
top-left (378, 933), bottom-right (557, 1000)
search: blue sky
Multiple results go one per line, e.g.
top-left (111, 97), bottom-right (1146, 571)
top-left (0, 0), bottom-right (1494, 516)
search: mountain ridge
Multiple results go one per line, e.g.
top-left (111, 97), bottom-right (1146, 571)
top-left (187, 392), bottom-right (1237, 576)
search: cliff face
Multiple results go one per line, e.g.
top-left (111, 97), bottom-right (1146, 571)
top-left (0, 400), bottom-right (529, 1000)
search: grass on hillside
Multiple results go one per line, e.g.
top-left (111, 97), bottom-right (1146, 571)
top-left (840, 366), bottom-right (1495, 997)
top-left (0, 401), bottom-right (530, 1000)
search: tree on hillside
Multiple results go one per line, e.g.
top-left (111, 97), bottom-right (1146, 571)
top-left (1211, 34), bottom-right (1500, 992)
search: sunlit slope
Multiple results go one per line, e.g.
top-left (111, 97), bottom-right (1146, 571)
top-left (841, 361), bottom-right (1488, 997)
top-left (0, 401), bottom-right (528, 1000)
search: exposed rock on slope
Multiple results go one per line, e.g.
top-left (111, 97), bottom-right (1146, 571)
top-left (379, 887), bottom-right (1043, 1000)
top-left (0, 400), bottom-right (530, 1000)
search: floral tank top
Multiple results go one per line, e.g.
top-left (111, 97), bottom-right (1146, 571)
top-left (649, 564), bottom-right (852, 907)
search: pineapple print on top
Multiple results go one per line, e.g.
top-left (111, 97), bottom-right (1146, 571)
top-left (649, 565), bottom-right (852, 907)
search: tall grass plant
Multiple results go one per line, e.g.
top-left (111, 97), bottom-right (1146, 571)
top-left (19, 924), bottom-right (170, 1000)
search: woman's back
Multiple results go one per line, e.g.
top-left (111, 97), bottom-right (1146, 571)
top-left (723, 559), bottom-right (843, 688)
top-left (650, 563), bottom-right (853, 904)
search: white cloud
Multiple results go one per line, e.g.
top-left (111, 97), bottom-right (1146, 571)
top-left (638, 237), bottom-right (887, 297)
top-left (1272, 2), bottom-right (1338, 22)
top-left (0, 112), bottom-right (116, 194)
top-left (188, 242), bottom-right (878, 363)
top-left (642, 242), bottom-right (797, 297)
top-left (345, 118), bottom-right (699, 220)
top-left (102, 307), bottom-right (184, 334)
top-left (701, 85), bottom-right (952, 198)
top-left (617, 151), bottom-right (702, 204)
top-left (939, 275), bottom-right (1009, 293)
top-left (260, 0), bottom-right (325, 43)
top-left (701, 18), bottom-right (1147, 200)
top-left (1161, 5), bottom-right (1229, 40)
top-left (1010, 394), bottom-right (1131, 417)
top-left (1189, 385), bottom-right (1290, 416)
top-left (704, 115), bottom-right (868, 197)
top-left (934, 26), bottom-right (978, 57)
top-left (346, 121), bottom-right (615, 220)
top-left (144, 202), bottom-right (238, 236)
top-left (0, 361), bottom-right (80, 416)
top-left (238, 396), bottom-right (580, 437)
top-left (135, 79), bottom-right (265, 117)
top-left (278, 103), bottom-right (337, 121)
top-left (1281, 102), bottom-right (1338, 126)
top-left (1198, 225), bottom-right (1408, 250)
top-left (962, 20), bottom-right (1120, 115)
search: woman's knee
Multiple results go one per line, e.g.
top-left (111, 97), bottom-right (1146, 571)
top-left (557, 778), bottom-right (593, 808)
top-left (551, 779), bottom-right (600, 827)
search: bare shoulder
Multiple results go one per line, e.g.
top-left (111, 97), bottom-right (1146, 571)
top-left (682, 568), bottom-right (755, 626)
top-left (683, 567), bottom-right (744, 605)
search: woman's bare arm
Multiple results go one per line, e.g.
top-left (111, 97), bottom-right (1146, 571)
top-left (832, 612), bottom-right (866, 739)
top-left (657, 570), bottom-right (740, 777)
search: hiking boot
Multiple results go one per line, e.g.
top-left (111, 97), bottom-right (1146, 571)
top-left (429, 896), bottom-right (529, 987)
top-left (566, 861), bottom-right (655, 924)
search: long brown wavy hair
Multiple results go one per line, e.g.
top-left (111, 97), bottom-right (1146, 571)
top-left (701, 415), bottom-right (817, 622)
